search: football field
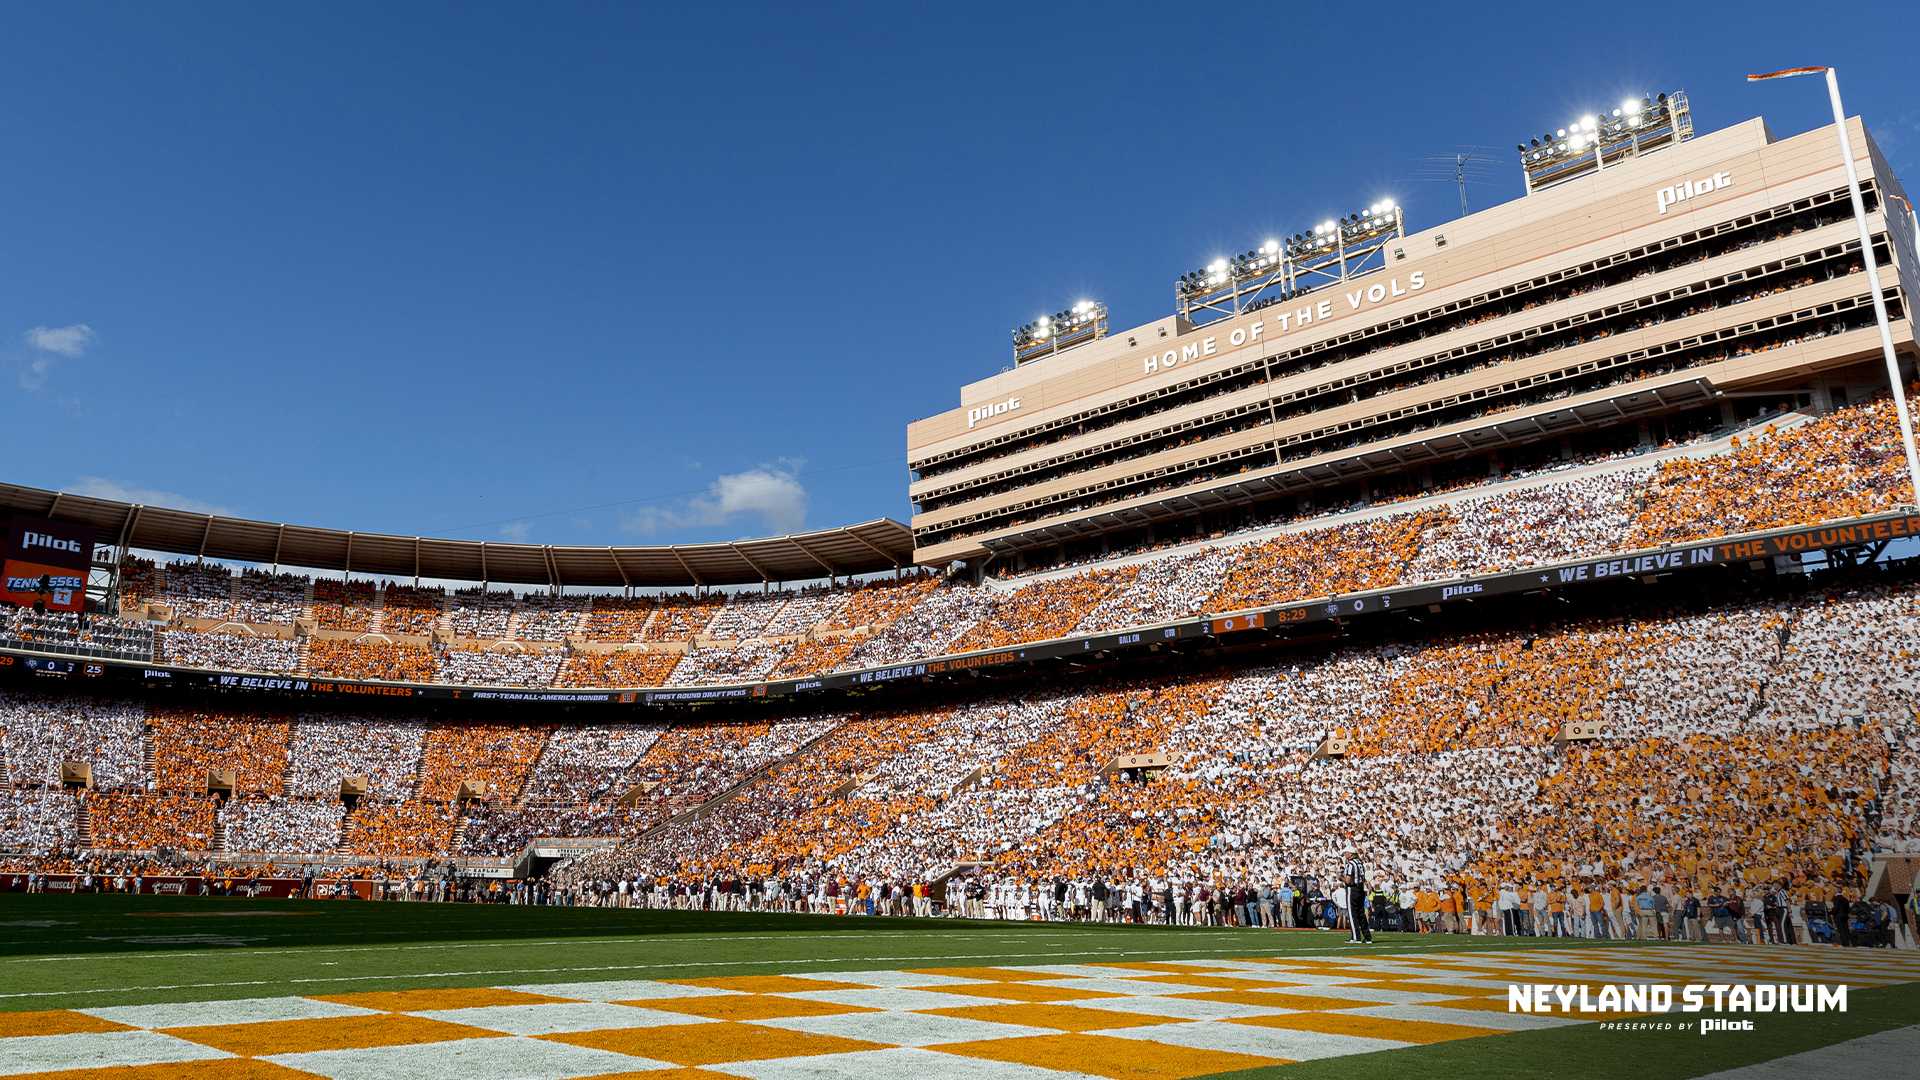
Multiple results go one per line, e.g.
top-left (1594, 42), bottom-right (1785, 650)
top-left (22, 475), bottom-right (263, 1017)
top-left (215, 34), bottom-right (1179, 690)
top-left (0, 895), bottom-right (1915, 1079)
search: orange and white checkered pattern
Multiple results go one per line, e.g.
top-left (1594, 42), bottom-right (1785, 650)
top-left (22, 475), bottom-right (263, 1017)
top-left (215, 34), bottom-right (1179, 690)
top-left (3, 945), bottom-right (1916, 1079)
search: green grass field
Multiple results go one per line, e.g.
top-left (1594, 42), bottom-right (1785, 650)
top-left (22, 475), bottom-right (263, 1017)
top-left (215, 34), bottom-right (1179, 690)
top-left (1, 894), bottom-right (1913, 1079)
top-left (0, 894), bottom-right (1652, 1010)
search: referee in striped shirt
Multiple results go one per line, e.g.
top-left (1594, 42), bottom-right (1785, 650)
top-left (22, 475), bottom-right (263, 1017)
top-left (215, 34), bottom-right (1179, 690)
top-left (1344, 852), bottom-right (1373, 944)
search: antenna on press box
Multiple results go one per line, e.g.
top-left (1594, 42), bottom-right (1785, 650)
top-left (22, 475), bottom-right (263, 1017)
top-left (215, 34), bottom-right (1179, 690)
top-left (1412, 147), bottom-right (1503, 217)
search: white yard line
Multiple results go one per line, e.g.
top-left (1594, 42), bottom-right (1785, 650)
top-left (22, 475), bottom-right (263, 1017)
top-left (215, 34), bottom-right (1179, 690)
top-left (0, 938), bottom-right (1604, 1002)
top-left (0, 929), bottom-right (1262, 964)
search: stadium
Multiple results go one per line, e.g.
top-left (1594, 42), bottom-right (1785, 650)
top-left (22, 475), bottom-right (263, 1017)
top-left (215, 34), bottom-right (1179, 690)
top-left (5, 38), bottom-right (1920, 1080)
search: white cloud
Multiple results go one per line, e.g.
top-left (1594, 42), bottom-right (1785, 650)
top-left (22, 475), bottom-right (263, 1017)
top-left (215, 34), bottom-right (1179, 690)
top-left (623, 461), bottom-right (809, 538)
top-left (499, 520), bottom-right (533, 542)
top-left (16, 323), bottom-right (96, 391)
top-left (18, 356), bottom-right (53, 391)
top-left (68, 477), bottom-right (234, 517)
top-left (25, 324), bottom-right (95, 358)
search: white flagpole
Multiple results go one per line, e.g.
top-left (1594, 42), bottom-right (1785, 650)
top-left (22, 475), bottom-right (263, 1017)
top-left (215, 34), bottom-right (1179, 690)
top-left (1749, 66), bottom-right (1920, 508)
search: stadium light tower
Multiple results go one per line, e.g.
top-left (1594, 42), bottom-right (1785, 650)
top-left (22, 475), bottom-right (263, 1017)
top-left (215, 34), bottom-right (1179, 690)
top-left (1177, 202), bottom-right (1404, 326)
top-left (1013, 299), bottom-right (1109, 365)
top-left (1747, 66), bottom-right (1920, 508)
top-left (1518, 92), bottom-right (1694, 194)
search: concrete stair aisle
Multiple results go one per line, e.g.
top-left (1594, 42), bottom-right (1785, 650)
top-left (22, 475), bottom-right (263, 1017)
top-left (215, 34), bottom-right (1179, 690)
top-left (636, 604), bottom-right (663, 641)
top-left (334, 807), bottom-right (356, 857)
top-left (452, 810), bottom-right (479, 857)
top-left (76, 803), bottom-right (93, 847)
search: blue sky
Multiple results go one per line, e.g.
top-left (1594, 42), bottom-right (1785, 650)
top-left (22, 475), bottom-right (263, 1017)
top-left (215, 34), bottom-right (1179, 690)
top-left (4, 1), bottom-right (1917, 549)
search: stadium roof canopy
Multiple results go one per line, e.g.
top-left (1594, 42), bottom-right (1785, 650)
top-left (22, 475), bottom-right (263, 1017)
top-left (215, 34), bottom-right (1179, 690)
top-left (0, 482), bottom-right (916, 588)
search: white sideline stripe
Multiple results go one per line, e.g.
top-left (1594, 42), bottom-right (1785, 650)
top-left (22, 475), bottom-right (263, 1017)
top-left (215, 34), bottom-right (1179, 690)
top-left (3, 927), bottom-right (1660, 966)
top-left (0, 938), bottom-right (1588, 1001)
top-left (0, 929), bottom-right (1155, 965)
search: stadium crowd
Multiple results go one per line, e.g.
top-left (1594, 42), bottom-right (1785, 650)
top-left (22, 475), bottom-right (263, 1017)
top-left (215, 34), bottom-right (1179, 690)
top-left (544, 577), bottom-right (1917, 944)
top-left (448, 589), bottom-right (514, 639)
top-left (231, 570), bottom-right (308, 624)
top-left (0, 393), bottom-right (1899, 697)
top-left (310, 578), bottom-right (376, 631)
top-left (0, 383), bottom-right (1916, 945)
top-left (434, 644), bottom-right (566, 687)
top-left (1, 572), bottom-right (1913, 951)
top-left (0, 608), bottom-right (154, 660)
top-left (222, 797), bottom-right (344, 855)
top-left (283, 714), bottom-right (425, 800)
top-left (306, 637), bottom-right (436, 682)
top-left (148, 706), bottom-right (291, 794)
top-left (159, 628), bottom-right (301, 673)
top-left (379, 584), bottom-right (446, 635)
top-left (558, 648), bottom-right (681, 688)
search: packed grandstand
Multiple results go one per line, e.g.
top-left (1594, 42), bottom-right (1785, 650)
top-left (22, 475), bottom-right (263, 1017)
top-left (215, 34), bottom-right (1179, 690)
top-left (2, 102), bottom-right (1918, 953)
top-left (0, 389), bottom-right (1911, 688)
top-left (2, 395), bottom-right (1917, 935)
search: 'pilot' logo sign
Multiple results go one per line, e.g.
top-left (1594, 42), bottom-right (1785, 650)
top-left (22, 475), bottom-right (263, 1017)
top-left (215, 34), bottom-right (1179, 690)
top-left (1657, 171), bottom-right (1732, 215)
